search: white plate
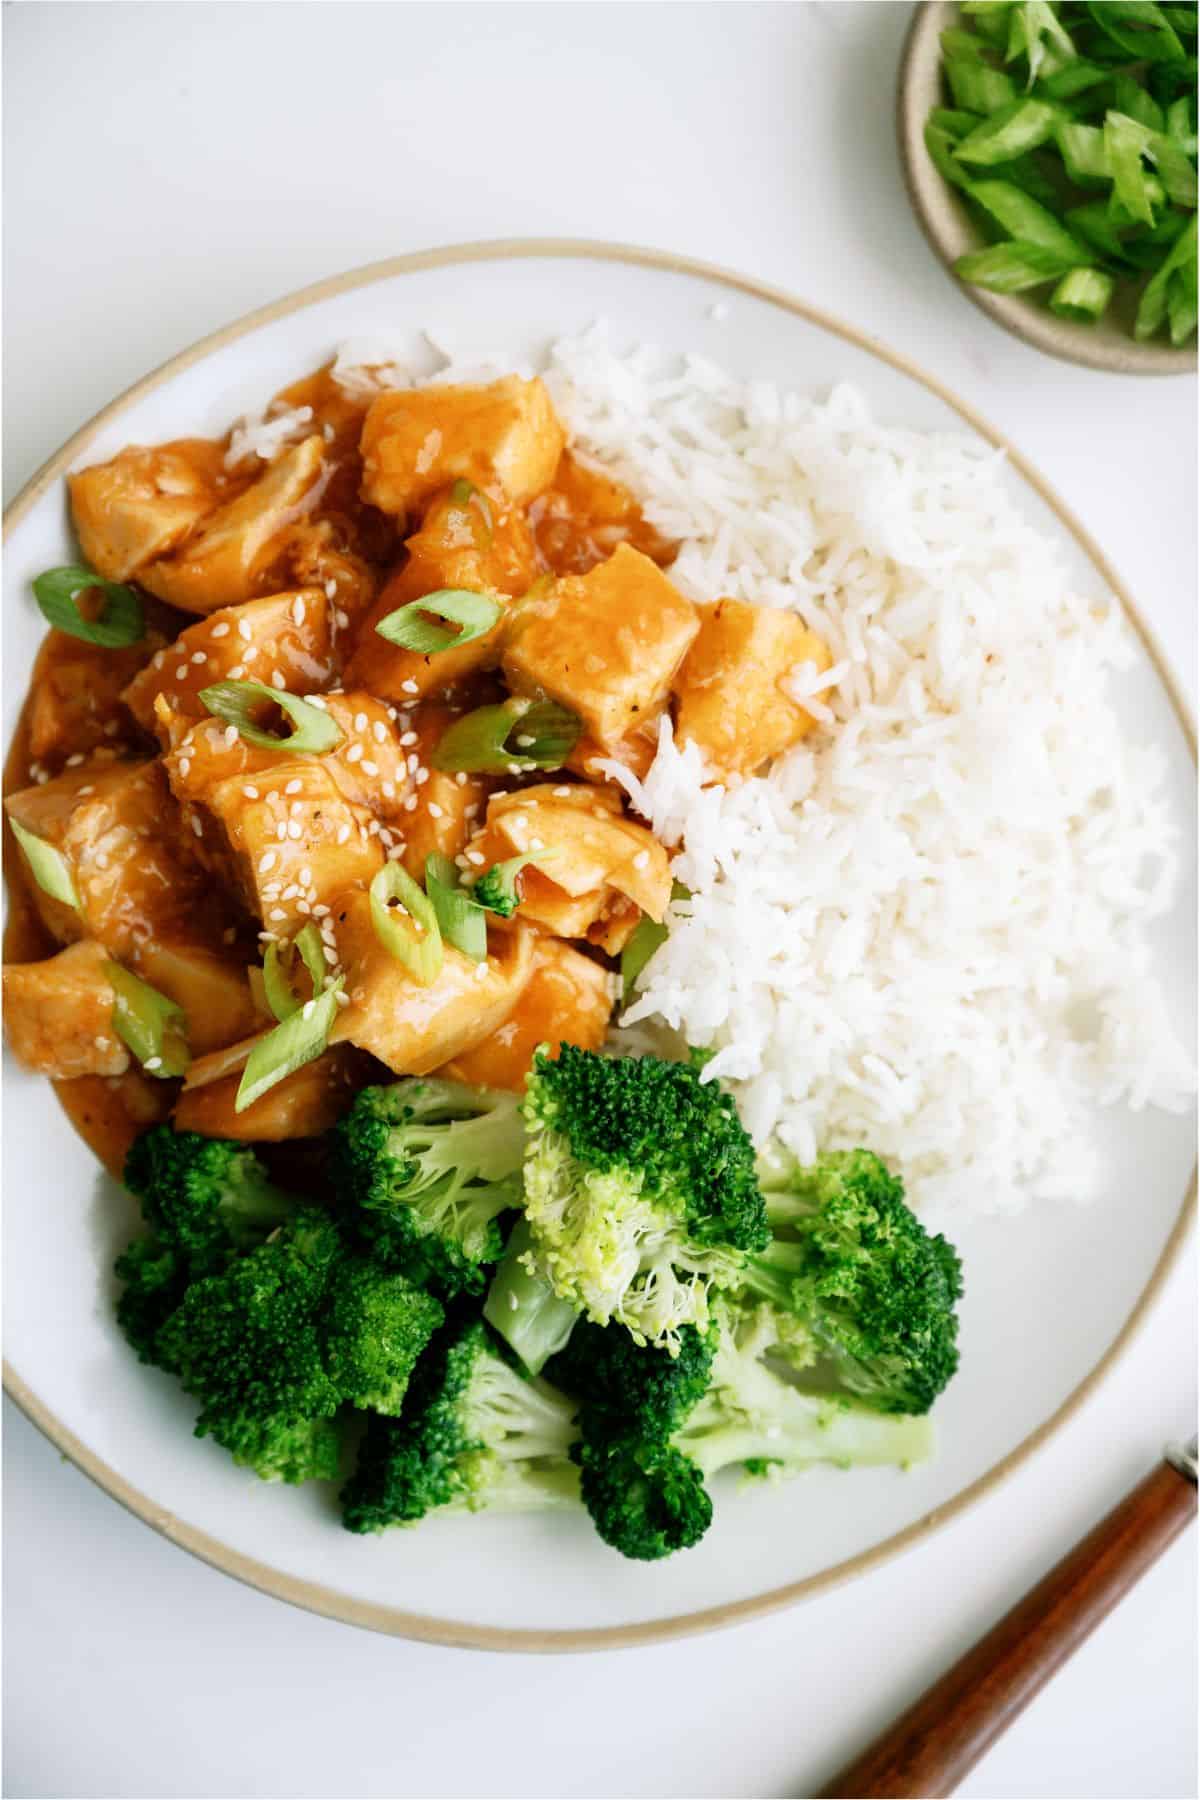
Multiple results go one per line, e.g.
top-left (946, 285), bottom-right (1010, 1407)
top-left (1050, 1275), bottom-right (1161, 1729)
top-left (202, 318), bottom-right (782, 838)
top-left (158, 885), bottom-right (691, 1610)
top-left (3, 242), bottom-right (1196, 1650)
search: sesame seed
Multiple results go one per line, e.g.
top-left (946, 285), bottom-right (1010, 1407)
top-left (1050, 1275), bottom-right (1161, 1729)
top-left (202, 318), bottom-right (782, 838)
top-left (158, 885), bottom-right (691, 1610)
top-left (270, 907), bottom-right (287, 922)
top-left (324, 579), bottom-right (337, 599)
top-left (428, 802), bottom-right (444, 819)
top-left (305, 693), bottom-right (328, 710)
top-left (354, 711), bottom-right (368, 733)
top-left (313, 904), bottom-right (330, 919)
top-left (223, 725), bottom-right (239, 748)
top-left (243, 784), bottom-right (259, 800)
top-left (633, 849), bottom-right (650, 869)
top-left (553, 785), bottom-right (571, 798)
top-left (292, 597), bottom-right (306, 626)
top-left (175, 666), bottom-right (189, 681)
top-left (210, 621), bottom-right (230, 639)
top-left (399, 731), bottom-right (418, 748)
top-left (466, 850), bottom-right (486, 866)
top-left (335, 824), bottom-right (351, 845)
top-left (271, 670), bottom-right (287, 690)
top-left (289, 800), bottom-right (302, 816)
top-left (382, 780), bottom-right (396, 799)
top-left (284, 778), bottom-right (302, 795)
top-left (178, 757), bottom-right (191, 777)
top-left (78, 784), bottom-right (95, 796)
top-left (228, 664), bottom-right (246, 679)
top-left (403, 795), bottom-right (418, 813)
top-left (330, 953), bottom-right (345, 975)
top-left (296, 899), bottom-right (312, 915)
top-left (368, 819), bottom-right (381, 835)
top-left (191, 651), bottom-right (208, 665)
top-left (515, 734), bottom-right (536, 749)
top-left (262, 883), bottom-right (281, 900)
top-left (346, 743), bottom-right (363, 764)
top-left (143, 1056), bottom-right (163, 1071)
top-left (473, 962), bottom-right (490, 982)
top-left (299, 865), bottom-right (312, 884)
top-left (238, 619), bottom-right (252, 641)
top-left (301, 998), bottom-right (315, 1021)
top-left (361, 760), bottom-right (379, 777)
top-left (276, 822), bottom-right (288, 840)
top-left (530, 836), bottom-right (545, 850)
top-left (259, 851), bottom-right (277, 873)
top-left (66, 753), bottom-right (85, 767)
top-left (335, 609), bottom-right (350, 630)
top-left (415, 769), bottom-right (429, 786)
top-left (94, 1035), bottom-right (109, 1051)
top-left (191, 817), bottom-right (204, 837)
top-left (388, 843), bottom-right (406, 861)
top-left (287, 820), bottom-right (302, 839)
top-left (455, 771), bottom-right (468, 787)
top-left (464, 803), bottom-right (480, 819)
top-left (401, 679), bottom-right (419, 694)
top-left (244, 646), bottom-right (259, 664)
top-left (152, 650), bottom-right (165, 668)
top-left (369, 721), bottom-right (386, 746)
top-left (281, 884), bottom-right (299, 901)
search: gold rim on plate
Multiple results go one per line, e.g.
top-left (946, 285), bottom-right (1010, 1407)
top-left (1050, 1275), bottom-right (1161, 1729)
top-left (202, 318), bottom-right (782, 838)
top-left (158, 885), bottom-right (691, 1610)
top-left (3, 237), bottom-right (1196, 1652)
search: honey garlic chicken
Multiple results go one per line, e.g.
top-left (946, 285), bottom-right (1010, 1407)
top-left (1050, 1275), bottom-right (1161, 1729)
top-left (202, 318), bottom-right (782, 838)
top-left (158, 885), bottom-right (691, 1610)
top-left (5, 363), bottom-right (829, 1161)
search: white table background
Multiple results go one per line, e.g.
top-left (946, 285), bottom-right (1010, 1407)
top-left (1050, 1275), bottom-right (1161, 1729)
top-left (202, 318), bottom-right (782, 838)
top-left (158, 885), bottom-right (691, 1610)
top-left (3, 4), bottom-right (1196, 1797)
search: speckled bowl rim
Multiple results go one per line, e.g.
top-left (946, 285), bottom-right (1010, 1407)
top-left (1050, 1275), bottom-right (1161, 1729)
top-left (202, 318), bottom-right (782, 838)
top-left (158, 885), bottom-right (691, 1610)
top-left (898, 1), bottom-right (1198, 375)
top-left (3, 238), bottom-right (1196, 1652)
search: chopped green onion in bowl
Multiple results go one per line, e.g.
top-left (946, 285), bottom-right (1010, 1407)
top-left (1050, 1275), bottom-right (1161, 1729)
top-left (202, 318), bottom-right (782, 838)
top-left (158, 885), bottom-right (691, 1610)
top-left (198, 679), bottom-right (344, 753)
top-left (923, 1), bottom-right (1198, 345)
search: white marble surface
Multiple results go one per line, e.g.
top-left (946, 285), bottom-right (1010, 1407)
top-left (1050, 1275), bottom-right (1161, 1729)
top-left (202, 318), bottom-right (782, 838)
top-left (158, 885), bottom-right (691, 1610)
top-left (2, 4), bottom-right (1195, 1797)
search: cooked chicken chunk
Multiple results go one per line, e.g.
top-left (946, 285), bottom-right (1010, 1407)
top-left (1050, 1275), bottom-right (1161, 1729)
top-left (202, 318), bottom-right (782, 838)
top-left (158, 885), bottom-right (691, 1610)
top-left (138, 437), bottom-right (326, 614)
top-left (6, 759), bottom-right (207, 954)
top-left (360, 376), bottom-right (564, 518)
top-left (26, 630), bottom-right (164, 769)
top-left (439, 939), bottom-right (612, 1089)
top-left (138, 936), bottom-right (261, 1055)
top-left (69, 441), bottom-right (225, 581)
top-left (502, 544), bottom-right (698, 748)
top-left (346, 482), bottom-right (539, 701)
top-left (529, 450), bottom-right (675, 575)
top-left (673, 598), bottom-right (832, 777)
top-left (2, 940), bottom-right (130, 1079)
top-left (329, 893), bottom-right (535, 1074)
top-left (123, 589), bottom-right (334, 735)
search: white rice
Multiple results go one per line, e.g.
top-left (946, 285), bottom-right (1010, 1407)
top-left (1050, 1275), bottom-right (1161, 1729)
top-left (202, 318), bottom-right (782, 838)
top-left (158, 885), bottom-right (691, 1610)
top-left (334, 324), bottom-right (1194, 1215)
top-left (225, 402), bottom-right (314, 468)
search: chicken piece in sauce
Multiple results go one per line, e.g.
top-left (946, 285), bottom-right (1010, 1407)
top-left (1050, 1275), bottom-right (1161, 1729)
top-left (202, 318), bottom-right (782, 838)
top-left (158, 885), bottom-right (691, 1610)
top-left (673, 597), bottom-right (831, 778)
top-left (360, 376), bottom-right (564, 517)
top-left (174, 1045), bottom-right (363, 1141)
top-left (69, 441), bottom-right (227, 583)
top-left (438, 938), bottom-right (613, 1090)
top-left (2, 940), bottom-right (130, 1080)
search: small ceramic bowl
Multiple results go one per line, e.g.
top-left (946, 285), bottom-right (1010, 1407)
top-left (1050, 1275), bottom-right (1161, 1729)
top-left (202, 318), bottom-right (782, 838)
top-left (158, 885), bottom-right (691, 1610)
top-left (898, 0), bottom-right (1198, 375)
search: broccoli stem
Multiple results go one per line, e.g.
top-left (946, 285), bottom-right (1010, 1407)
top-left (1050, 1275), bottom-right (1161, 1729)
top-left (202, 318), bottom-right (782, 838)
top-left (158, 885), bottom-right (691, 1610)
top-left (483, 1220), bottom-right (581, 1375)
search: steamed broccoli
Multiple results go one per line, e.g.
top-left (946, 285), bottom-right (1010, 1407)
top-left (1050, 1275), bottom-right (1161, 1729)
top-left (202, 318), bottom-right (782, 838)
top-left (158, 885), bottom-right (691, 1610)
top-left (482, 1218), bottom-right (581, 1375)
top-left (520, 1047), bottom-right (770, 1353)
top-left (123, 1125), bottom-right (294, 1264)
top-left (113, 1236), bottom-right (191, 1365)
top-left (742, 1150), bottom-right (963, 1415)
top-left (131, 1208), bottom-right (443, 1483)
top-left (331, 1079), bottom-right (525, 1295)
top-left (548, 1302), bottom-right (931, 1561)
top-left (341, 1315), bottom-right (579, 1533)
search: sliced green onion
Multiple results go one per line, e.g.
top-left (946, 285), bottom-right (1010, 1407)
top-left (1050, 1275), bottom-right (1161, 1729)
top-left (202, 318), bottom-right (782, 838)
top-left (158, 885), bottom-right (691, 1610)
top-left (1165, 94), bottom-right (1198, 148)
top-left (954, 239), bottom-right (1084, 291)
top-left (945, 52), bottom-right (1018, 116)
top-left (1168, 268), bottom-right (1199, 343)
top-left (261, 923), bottom-right (328, 1023)
top-left (235, 979), bottom-right (342, 1113)
top-left (1054, 119), bottom-right (1111, 182)
top-left (1004, 1), bottom-right (1074, 86)
top-left (1066, 200), bottom-right (1131, 259)
top-left (620, 880), bottom-right (689, 998)
top-left (967, 179), bottom-right (1092, 258)
top-left (961, 2), bottom-right (1013, 50)
top-left (105, 962), bottom-right (190, 1078)
top-left (8, 816), bottom-right (79, 909)
top-left (954, 97), bottom-right (1060, 164)
top-left (1085, 1), bottom-right (1186, 63)
top-left (930, 107), bottom-right (980, 140)
top-left (369, 862), bottom-right (443, 985)
top-left (1107, 171), bottom-right (1167, 226)
top-left (1049, 266), bottom-right (1115, 320)
top-left (198, 679), bottom-right (343, 753)
top-left (926, 121), bottom-right (977, 193)
top-left (374, 588), bottom-right (502, 656)
top-left (1114, 71), bottom-right (1166, 133)
top-left (431, 698), bottom-right (581, 775)
top-left (1104, 112), bottom-right (1158, 223)
top-left (1135, 213), bottom-right (1198, 338)
top-left (1038, 59), bottom-right (1112, 103)
top-left (32, 566), bottom-right (144, 648)
top-left (1145, 126), bottom-right (1199, 205)
top-left (425, 852), bottom-right (487, 962)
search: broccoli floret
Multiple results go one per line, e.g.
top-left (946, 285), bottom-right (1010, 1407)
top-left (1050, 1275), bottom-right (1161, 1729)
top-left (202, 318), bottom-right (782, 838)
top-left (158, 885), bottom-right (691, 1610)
top-left (341, 1316), bottom-right (578, 1532)
top-left (548, 1317), bottom-right (715, 1444)
top-left (572, 1437), bottom-right (712, 1562)
top-left (210, 1412), bottom-right (343, 1485)
top-left (124, 1125), bottom-right (294, 1264)
top-left (331, 1079), bottom-right (524, 1295)
top-left (743, 1150), bottom-right (963, 1415)
top-left (470, 856), bottom-right (530, 919)
top-left (482, 1218), bottom-right (581, 1375)
top-left (113, 1236), bottom-right (191, 1365)
top-left (675, 1300), bottom-right (935, 1477)
top-left (155, 1208), bottom-right (346, 1481)
top-left (521, 1047), bottom-right (769, 1352)
top-left (321, 1259), bottom-right (443, 1415)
